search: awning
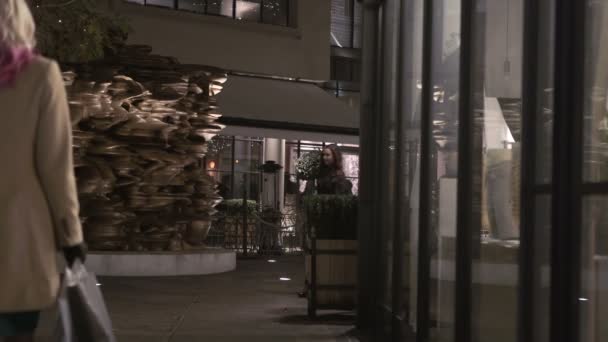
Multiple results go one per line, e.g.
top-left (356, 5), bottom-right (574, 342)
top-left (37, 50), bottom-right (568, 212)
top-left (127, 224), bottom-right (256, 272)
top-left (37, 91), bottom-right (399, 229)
top-left (216, 75), bottom-right (359, 142)
top-left (220, 125), bottom-right (359, 145)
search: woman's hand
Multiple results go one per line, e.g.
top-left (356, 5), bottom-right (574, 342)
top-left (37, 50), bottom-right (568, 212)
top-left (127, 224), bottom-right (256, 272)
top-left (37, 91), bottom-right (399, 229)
top-left (63, 243), bottom-right (88, 267)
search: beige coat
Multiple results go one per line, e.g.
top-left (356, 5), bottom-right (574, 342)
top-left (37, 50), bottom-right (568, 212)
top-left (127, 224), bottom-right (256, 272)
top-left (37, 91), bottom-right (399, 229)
top-left (0, 56), bottom-right (83, 312)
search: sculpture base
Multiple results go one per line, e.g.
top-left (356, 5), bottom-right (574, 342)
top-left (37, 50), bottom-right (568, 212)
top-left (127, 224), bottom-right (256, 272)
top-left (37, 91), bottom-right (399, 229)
top-left (86, 249), bottom-right (236, 276)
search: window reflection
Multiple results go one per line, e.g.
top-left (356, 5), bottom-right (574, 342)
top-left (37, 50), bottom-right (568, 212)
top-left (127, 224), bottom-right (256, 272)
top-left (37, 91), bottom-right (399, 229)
top-left (583, 1), bottom-right (608, 183)
top-left (580, 2), bottom-right (608, 341)
top-left (469, 0), bottom-right (524, 341)
top-left (427, 1), bottom-right (461, 340)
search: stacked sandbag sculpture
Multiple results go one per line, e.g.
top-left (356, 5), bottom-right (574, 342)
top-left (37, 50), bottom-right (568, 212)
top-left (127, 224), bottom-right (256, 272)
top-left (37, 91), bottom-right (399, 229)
top-left (65, 45), bottom-right (225, 251)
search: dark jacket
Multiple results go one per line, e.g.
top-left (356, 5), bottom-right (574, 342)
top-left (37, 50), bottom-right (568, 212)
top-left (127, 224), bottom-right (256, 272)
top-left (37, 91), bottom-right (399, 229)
top-left (317, 173), bottom-right (353, 195)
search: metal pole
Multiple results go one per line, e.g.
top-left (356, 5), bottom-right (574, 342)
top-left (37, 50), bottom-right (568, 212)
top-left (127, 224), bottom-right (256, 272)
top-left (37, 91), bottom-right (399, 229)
top-left (309, 225), bottom-right (317, 318)
top-left (357, 0), bottom-right (382, 331)
top-left (242, 174), bottom-right (248, 256)
top-left (231, 136), bottom-right (236, 198)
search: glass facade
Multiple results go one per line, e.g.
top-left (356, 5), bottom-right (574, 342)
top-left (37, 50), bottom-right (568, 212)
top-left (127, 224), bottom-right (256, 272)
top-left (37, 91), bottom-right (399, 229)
top-left (357, 0), bottom-right (608, 341)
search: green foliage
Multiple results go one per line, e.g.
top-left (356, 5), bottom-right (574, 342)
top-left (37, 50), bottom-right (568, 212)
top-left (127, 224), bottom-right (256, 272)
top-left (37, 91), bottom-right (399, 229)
top-left (217, 199), bottom-right (258, 217)
top-left (296, 150), bottom-right (320, 181)
top-left (303, 195), bottom-right (358, 240)
top-left (30, 0), bottom-right (130, 63)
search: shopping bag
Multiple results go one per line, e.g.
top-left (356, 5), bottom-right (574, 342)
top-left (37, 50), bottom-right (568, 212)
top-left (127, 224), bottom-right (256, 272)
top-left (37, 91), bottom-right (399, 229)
top-left (54, 260), bottom-right (116, 342)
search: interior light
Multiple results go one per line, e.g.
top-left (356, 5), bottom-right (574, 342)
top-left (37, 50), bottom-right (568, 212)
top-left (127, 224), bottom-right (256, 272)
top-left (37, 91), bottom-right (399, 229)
top-left (579, 297), bottom-right (589, 302)
top-left (208, 161), bottom-right (216, 169)
top-left (268, 259), bottom-right (277, 263)
top-left (235, 2), bottom-right (258, 18)
top-left (96, 283), bottom-right (102, 286)
top-left (279, 277), bottom-right (291, 281)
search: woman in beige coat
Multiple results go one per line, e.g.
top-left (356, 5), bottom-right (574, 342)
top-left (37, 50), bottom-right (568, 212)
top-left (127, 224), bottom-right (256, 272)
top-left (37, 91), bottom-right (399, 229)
top-left (0, 1), bottom-right (86, 341)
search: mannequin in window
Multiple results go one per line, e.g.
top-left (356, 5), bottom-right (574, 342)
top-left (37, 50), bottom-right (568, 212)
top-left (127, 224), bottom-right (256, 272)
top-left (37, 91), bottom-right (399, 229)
top-left (316, 144), bottom-right (353, 195)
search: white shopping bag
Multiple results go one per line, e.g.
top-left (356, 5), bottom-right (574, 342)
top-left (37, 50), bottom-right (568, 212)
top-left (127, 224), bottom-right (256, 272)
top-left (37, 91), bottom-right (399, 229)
top-left (54, 260), bottom-right (116, 342)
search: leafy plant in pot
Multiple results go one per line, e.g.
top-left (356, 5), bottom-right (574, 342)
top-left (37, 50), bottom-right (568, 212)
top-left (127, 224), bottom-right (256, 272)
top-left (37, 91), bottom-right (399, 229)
top-left (296, 151), bottom-right (321, 181)
top-left (303, 195), bottom-right (358, 240)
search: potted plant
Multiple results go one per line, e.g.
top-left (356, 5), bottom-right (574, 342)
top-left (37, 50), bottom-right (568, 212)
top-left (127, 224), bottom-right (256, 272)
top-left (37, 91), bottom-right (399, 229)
top-left (302, 195), bottom-right (358, 240)
top-left (302, 194), bottom-right (358, 315)
top-left (296, 151), bottom-right (321, 181)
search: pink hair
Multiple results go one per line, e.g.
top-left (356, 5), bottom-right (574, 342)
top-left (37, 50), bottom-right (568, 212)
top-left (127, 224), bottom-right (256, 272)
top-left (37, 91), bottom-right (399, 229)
top-left (0, 46), bottom-right (35, 88)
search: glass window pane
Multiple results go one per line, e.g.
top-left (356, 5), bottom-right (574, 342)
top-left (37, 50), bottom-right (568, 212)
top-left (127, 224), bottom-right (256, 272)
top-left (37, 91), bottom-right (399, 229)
top-left (470, 0), bottom-right (524, 340)
top-left (206, 136), bottom-right (233, 173)
top-left (534, 195), bottom-right (552, 342)
top-left (330, 0), bottom-right (353, 47)
top-left (353, 0), bottom-right (362, 48)
top-left (400, 0), bottom-right (423, 336)
top-left (178, 0), bottom-right (207, 13)
top-left (583, 1), bottom-right (608, 183)
top-left (234, 138), bottom-right (262, 173)
top-left (262, 0), bottom-right (288, 26)
top-left (580, 196), bottom-right (608, 342)
top-left (536, 0), bottom-right (556, 185)
top-left (236, 0), bottom-right (261, 22)
top-left (207, 0), bottom-right (234, 17)
top-left (146, 0), bottom-right (174, 7)
top-left (428, 0), bottom-right (461, 339)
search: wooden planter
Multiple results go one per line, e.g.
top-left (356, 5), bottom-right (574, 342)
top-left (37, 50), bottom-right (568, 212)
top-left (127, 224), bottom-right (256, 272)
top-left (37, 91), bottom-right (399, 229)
top-left (305, 239), bottom-right (357, 317)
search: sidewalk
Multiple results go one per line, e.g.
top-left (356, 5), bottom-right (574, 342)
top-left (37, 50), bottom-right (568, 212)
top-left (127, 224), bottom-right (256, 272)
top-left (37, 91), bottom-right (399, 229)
top-left (36, 255), bottom-right (357, 342)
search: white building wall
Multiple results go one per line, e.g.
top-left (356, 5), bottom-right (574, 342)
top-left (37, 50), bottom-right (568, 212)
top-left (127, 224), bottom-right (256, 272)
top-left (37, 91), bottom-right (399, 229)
top-left (111, 0), bottom-right (331, 80)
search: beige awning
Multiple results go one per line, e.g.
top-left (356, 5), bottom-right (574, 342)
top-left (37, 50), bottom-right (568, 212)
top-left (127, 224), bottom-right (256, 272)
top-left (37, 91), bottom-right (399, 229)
top-left (216, 75), bottom-right (359, 142)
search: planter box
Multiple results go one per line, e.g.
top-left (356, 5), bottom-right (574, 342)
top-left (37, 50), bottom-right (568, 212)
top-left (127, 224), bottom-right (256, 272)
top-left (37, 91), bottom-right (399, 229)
top-left (305, 239), bottom-right (357, 315)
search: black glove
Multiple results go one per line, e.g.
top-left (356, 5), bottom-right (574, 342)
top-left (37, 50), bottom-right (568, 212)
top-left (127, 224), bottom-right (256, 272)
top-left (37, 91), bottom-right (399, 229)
top-left (63, 243), bottom-right (87, 267)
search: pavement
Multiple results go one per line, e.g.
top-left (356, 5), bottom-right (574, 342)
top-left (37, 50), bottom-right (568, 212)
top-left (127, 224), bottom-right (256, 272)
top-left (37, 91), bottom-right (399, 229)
top-left (36, 255), bottom-right (358, 342)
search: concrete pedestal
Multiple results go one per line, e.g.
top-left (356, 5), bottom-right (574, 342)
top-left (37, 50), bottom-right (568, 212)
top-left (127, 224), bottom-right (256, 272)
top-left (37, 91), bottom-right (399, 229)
top-left (86, 249), bottom-right (236, 276)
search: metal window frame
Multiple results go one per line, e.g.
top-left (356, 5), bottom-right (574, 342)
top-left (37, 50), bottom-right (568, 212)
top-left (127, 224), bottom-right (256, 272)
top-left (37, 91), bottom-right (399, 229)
top-left (390, 0), bottom-right (407, 339)
top-left (414, 0), bottom-right (434, 340)
top-left (550, 0), bottom-right (586, 341)
top-left (356, 0), bottom-right (382, 332)
top-left (518, 0), bottom-right (541, 340)
top-left (453, 0), bottom-right (475, 340)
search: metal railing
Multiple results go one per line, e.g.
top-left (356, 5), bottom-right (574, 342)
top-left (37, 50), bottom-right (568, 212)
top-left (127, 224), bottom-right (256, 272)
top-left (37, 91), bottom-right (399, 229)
top-left (205, 207), bottom-right (304, 255)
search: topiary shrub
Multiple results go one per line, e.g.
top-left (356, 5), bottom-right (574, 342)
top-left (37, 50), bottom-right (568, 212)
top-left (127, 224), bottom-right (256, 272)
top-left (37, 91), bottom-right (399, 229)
top-left (216, 199), bottom-right (257, 217)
